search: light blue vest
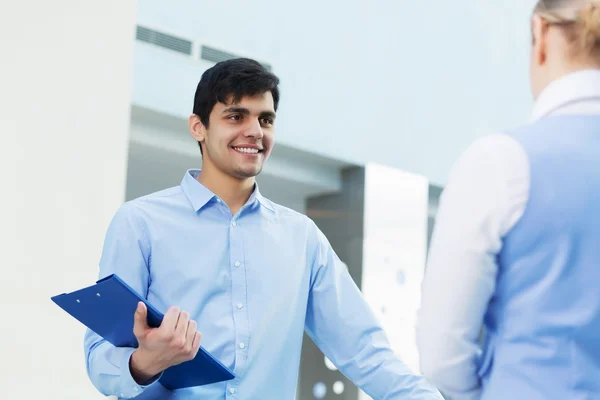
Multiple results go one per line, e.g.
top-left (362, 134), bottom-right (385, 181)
top-left (478, 115), bottom-right (600, 400)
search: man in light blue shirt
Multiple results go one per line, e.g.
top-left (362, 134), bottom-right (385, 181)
top-left (84, 58), bottom-right (442, 399)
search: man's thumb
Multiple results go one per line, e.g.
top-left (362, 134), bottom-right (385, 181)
top-left (134, 301), bottom-right (150, 333)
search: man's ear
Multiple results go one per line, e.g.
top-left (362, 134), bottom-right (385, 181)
top-left (188, 114), bottom-right (206, 144)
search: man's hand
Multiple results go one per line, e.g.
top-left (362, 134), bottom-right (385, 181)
top-left (129, 302), bottom-right (202, 384)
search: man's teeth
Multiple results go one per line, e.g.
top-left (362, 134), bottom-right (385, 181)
top-left (234, 147), bottom-right (259, 154)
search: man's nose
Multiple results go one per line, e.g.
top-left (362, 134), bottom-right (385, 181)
top-left (244, 117), bottom-right (264, 139)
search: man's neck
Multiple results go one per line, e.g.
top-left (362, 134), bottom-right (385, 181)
top-left (197, 167), bottom-right (255, 216)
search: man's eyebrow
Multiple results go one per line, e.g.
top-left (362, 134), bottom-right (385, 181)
top-left (260, 111), bottom-right (276, 119)
top-left (221, 107), bottom-right (250, 115)
top-left (222, 107), bottom-right (276, 119)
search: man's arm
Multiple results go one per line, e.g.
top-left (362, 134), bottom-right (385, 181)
top-left (304, 220), bottom-right (443, 400)
top-left (416, 134), bottom-right (530, 400)
top-left (83, 202), bottom-right (159, 398)
top-left (85, 202), bottom-right (203, 398)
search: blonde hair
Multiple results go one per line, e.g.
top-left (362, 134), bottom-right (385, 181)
top-left (535, 0), bottom-right (600, 55)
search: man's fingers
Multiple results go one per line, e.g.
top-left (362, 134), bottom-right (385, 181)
top-left (160, 306), bottom-right (180, 332)
top-left (192, 331), bottom-right (202, 354)
top-left (185, 320), bottom-right (197, 350)
top-left (175, 311), bottom-right (190, 339)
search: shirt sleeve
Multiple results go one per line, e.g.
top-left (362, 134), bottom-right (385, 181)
top-left (305, 221), bottom-right (443, 400)
top-left (83, 202), bottom-right (163, 398)
top-left (416, 134), bottom-right (530, 400)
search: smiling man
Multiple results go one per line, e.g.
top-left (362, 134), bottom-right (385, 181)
top-left (83, 58), bottom-right (443, 400)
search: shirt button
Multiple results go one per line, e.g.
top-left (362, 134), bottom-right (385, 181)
top-left (237, 303), bottom-right (243, 309)
top-left (229, 388), bottom-right (236, 394)
top-left (239, 343), bottom-right (245, 349)
top-left (234, 261), bottom-right (241, 267)
top-left (231, 221), bottom-right (237, 227)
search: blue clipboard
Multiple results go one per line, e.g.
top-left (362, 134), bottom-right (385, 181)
top-left (51, 274), bottom-right (235, 390)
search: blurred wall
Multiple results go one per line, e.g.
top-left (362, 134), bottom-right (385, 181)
top-left (131, 0), bottom-right (536, 186)
top-left (0, 1), bottom-right (137, 398)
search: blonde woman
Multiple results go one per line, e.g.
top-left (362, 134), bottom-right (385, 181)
top-left (417, 1), bottom-right (600, 399)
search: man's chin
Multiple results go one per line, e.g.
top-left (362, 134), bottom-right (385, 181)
top-left (233, 166), bottom-right (263, 179)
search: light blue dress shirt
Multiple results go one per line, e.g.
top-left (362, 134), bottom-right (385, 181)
top-left (84, 169), bottom-right (442, 399)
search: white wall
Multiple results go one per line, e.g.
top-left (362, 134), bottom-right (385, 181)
top-left (131, 0), bottom-right (537, 186)
top-left (0, 1), bottom-right (137, 398)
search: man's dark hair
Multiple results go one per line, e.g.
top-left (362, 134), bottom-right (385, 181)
top-left (192, 58), bottom-right (280, 154)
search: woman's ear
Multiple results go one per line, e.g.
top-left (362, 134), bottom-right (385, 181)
top-left (532, 14), bottom-right (549, 66)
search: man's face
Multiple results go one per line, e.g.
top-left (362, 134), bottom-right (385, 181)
top-left (196, 92), bottom-right (276, 180)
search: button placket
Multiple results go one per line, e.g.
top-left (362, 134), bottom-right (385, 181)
top-left (229, 217), bottom-right (250, 375)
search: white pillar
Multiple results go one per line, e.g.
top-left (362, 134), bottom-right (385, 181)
top-left (359, 164), bottom-right (429, 400)
top-left (0, 1), bottom-right (136, 398)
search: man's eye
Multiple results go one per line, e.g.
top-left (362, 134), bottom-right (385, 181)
top-left (228, 115), bottom-right (241, 121)
top-left (260, 117), bottom-right (274, 125)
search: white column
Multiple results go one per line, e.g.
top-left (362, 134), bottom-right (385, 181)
top-left (0, 1), bottom-right (136, 398)
top-left (359, 163), bottom-right (429, 400)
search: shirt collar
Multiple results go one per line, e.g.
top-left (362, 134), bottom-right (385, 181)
top-left (181, 169), bottom-right (275, 213)
top-left (251, 182), bottom-right (276, 213)
top-left (531, 69), bottom-right (600, 122)
top-left (180, 169), bottom-right (215, 211)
